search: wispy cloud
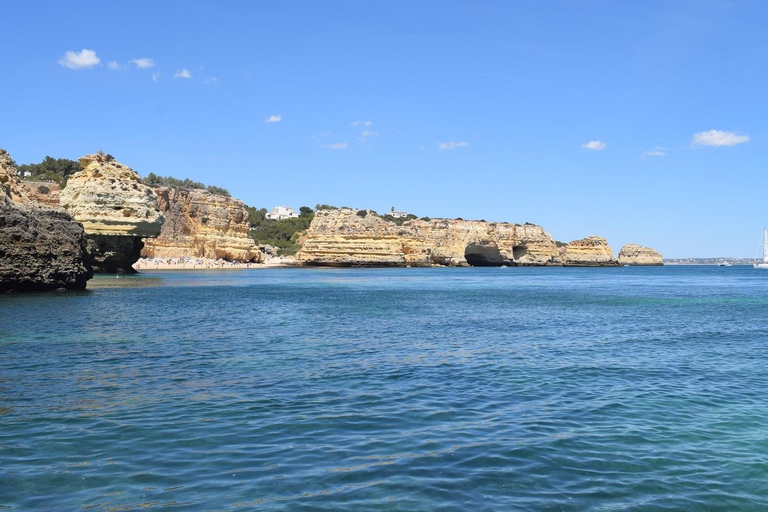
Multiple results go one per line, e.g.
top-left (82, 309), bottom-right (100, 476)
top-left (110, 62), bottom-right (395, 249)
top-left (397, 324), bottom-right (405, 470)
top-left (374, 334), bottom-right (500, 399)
top-left (351, 120), bottom-right (373, 127)
top-left (581, 140), bottom-right (606, 151)
top-left (692, 129), bottom-right (749, 147)
top-left (264, 115), bottom-right (282, 123)
top-left (59, 49), bottom-right (100, 69)
top-left (358, 129), bottom-right (378, 143)
top-left (325, 142), bottom-right (349, 150)
top-left (132, 58), bottom-right (156, 69)
top-left (642, 147), bottom-right (667, 158)
top-left (174, 69), bottom-right (191, 79)
top-left (152, 73), bottom-right (160, 82)
top-left (439, 141), bottom-right (469, 150)
top-left (107, 60), bottom-right (121, 70)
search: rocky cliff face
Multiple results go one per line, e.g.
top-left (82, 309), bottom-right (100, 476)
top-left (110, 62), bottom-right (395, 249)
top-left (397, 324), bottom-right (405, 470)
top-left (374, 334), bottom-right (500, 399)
top-left (1, 162), bottom-right (92, 292)
top-left (59, 152), bottom-right (164, 273)
top-left (561, 236), bottom-right (621, 266)
top-left (140, 187), bottom-right (263, 262)
top-left (296, 208), bottom-right (560, 267)
top-left (618, 244), bottom-right (663, 266)
top-left (0, 149), bottom-right (32, 203)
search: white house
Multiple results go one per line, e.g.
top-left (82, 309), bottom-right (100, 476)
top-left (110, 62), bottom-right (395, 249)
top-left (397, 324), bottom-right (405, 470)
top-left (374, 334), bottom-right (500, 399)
top-left (384, 206), bottom-right (409, 219)
top-left (266, 206), bottom-right (299, 220)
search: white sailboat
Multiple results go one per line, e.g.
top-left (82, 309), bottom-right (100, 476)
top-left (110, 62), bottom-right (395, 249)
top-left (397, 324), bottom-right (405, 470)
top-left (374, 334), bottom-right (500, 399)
top-left (754, 228), bottom-right (768, 269)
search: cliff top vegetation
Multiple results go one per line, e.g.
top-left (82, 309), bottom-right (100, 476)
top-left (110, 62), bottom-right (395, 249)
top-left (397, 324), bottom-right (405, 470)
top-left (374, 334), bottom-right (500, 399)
top-left (247, 205), bottom-right (314, 256)
top-left (141, 173), bottom-right (230, 196)
top-left (17, 156), bottom-right (80, 187)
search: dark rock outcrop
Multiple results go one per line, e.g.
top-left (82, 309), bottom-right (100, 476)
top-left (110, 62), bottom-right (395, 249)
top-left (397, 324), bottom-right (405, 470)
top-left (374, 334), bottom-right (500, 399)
top-left (0, 193), bottom-right (92, 292)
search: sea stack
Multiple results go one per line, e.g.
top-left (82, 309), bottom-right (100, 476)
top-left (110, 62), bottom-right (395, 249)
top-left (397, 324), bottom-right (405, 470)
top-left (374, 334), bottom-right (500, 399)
top-left (618, 244), bottom-right (663, 266)
top-left (1, 149), bottom-right (93, 292)
top-left (59, 152), bottom-right (164, 273)
top-left (140, 186), bottom-right (263, 262)
top-left (560, 236), bottom-right (621, 266)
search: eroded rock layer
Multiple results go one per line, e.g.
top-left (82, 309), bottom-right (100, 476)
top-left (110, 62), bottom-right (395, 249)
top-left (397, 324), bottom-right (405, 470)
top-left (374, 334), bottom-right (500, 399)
top-left (57, 152), bottom-right (165, 273)
top-left (59, 152), bottom-right (164, 237)
top-left (618, 244), bottom-right (663, 266)
top-left (141, 187), bottom-right (263, 262)
top-left (561, 236), bottom-right (621, 266)
top-left (296, 208), bottom-right (560, 267)
top-left (1, 191), bottom-right (92, 292)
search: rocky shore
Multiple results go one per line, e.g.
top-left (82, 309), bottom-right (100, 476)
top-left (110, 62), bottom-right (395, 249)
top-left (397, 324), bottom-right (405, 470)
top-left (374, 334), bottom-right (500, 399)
top-left (1, 151), bottom-right (92, 291)
top-left (2, 145), bottom-right (666, 291)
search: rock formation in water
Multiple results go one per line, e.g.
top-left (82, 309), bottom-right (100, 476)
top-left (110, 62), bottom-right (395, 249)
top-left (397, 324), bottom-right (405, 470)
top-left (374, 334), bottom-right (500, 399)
top-left (618, 244), bottom-right (663, 266)
top-left (296, 208), bottom-right (560, 267)
top-left (1, 151), bottom-right (92, 292)
top-left (59, 152), bottom-right (164, 273)
top-left (140, 186), bottom-right (263, 262)
top-left (560, 236), bottom-right (621, 266)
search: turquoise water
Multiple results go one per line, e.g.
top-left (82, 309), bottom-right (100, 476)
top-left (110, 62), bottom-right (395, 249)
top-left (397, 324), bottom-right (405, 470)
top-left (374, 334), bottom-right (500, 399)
top-left (2, 266), bottom-right (768, 510)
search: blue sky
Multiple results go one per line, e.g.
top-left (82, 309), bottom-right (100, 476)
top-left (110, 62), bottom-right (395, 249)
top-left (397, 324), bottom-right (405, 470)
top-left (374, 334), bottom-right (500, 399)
top-left (3, 1), bottom-right (767, 258)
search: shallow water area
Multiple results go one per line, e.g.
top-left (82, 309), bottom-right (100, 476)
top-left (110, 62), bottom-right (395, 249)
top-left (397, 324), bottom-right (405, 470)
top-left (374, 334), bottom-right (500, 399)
top-left (2, 266), bottom-right (768, 510)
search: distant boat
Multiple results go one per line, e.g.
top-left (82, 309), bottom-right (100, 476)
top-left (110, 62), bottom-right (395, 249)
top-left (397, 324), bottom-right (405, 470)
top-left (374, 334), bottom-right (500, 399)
top-left (718, 260), bottom-right (732, 267)
top-left (755, 229), bottom-right (768, 269)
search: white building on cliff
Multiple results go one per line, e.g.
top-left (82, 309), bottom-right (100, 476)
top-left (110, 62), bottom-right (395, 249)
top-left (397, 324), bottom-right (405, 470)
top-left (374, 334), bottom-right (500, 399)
top-left (266, 206), bottom-right (299, 220)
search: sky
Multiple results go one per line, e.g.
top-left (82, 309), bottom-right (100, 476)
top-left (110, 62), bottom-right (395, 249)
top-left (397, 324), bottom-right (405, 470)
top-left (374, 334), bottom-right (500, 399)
top-left (2, 1), bottom-right (767, 258)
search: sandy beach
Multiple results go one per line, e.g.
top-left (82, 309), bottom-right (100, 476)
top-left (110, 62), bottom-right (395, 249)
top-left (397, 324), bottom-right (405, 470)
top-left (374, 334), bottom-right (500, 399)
top-left (133, 257), bottom-right (296, 271)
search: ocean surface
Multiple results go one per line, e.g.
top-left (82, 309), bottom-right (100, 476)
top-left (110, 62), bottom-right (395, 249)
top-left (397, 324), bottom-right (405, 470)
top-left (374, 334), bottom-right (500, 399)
top-left (2, 266), bottom-right (768, 510)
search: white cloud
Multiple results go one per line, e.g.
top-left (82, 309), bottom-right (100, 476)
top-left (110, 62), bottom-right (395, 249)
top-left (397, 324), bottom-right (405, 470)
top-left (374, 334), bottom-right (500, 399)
top-left (439, 141), bottom-right (469, 150)
top-left (351, 120), bottom-right (373, 127)
top-left (59, 49), bottom-right (100, 69)
top-left (264, 115), bottom-right (282, 123)
top-left (174, 69), bottom-right (191, 79)
top-left (326, 142), bottom-right (349, 150)
top-left (642, 147), bottom-right (667, 158)
top-left (581, 140), bottom-right (606, 151)
top-left (107, 60), bottom-right (121, 70)
top-left (358, 130), bottom-right (378, 143)
top-left (152, 73), bottom-right (160, 82)
top-left (692, 129), bottom-right (749, 147)
top-left (132, 58), bottom-right (156, 69)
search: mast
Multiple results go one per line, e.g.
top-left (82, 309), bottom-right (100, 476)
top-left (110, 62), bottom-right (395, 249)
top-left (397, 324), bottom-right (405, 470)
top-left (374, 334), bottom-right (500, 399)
top-left (764, 229), bottom-right (768, 263)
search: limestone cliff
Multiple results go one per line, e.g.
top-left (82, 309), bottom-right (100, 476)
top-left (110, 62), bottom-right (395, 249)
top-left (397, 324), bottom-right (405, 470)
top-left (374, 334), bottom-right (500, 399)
top-left (561, 236), bottom-right (621, 267)
top-left (0, 149), bottom-right (32, 203)
top-left (296, 208), bottom-right (560, 267)
top-left (618, 244), bottom-right (663, 266)
top-left (59, 152), bottom-right (164, 273)
top-left (141, 187), bottom-right (263, 262)
top-left (60, 152), bottom-right (164, 237)
top-left (1, 150), bottom-right (92, 292)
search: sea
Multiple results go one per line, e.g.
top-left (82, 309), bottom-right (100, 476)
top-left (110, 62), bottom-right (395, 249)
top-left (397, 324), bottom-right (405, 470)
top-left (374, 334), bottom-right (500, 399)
top-left (2, 266), bottom-right (768, 511)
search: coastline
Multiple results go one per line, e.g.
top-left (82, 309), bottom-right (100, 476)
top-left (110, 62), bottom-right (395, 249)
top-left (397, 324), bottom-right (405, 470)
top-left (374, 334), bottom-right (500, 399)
top-left (132, 257), bottom-right (297, 271)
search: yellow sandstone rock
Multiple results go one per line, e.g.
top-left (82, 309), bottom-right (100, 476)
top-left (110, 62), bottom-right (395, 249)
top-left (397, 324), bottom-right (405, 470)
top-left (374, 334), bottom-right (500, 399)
top-left (618, 244), bottom-right (663, 266)
top-left (296, 208), bottom-right (560, 266)
top-left (561, 236), bottom-right (620, 266)
top-left (141, 187), bottom-right (263, 263)
top-left (59, 152), bottom-right (164, 237)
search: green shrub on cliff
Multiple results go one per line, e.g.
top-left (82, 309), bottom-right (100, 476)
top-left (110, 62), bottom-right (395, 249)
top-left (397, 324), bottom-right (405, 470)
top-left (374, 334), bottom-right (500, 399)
top-left (17, 156), bottom-right (80, 186)
top-left (142, 173), bottom-right (231, 196)
top-left (247, 206), bottom-right (315, 256)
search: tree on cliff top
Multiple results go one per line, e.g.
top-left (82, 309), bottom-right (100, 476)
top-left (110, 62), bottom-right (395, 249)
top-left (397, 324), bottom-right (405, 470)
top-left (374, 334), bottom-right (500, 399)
top-left (142, 173), bottom-right (231, 196)
top-left (247, 205), bottom-right (315, 256)
top-left (17, 156), bottom-right (80, 186)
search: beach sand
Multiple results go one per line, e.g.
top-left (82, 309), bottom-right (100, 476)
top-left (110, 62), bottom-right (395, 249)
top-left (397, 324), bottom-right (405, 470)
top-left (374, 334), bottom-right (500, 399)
top-left (133, 257), bottom-right (296, 271)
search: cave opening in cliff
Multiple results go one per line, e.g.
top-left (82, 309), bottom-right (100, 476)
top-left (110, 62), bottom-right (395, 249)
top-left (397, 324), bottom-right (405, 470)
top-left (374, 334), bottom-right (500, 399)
top-left (513, 245), bottom-right (528, 261)
top-left (464, 242), bottom-right (506, 266)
